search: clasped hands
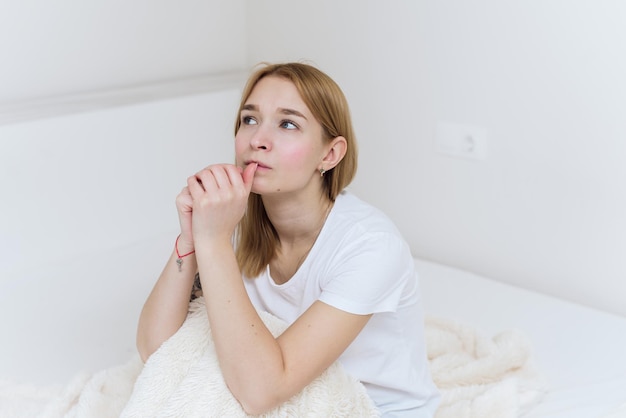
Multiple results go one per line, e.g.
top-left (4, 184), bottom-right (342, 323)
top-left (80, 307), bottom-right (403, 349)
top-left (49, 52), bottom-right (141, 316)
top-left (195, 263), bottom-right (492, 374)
top-left (175, 163), bottom-right (258, 252)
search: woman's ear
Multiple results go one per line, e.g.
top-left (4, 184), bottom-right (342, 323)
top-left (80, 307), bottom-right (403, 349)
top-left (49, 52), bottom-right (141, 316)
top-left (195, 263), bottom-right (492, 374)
top-left (321, 136), bottom-right (347, 170)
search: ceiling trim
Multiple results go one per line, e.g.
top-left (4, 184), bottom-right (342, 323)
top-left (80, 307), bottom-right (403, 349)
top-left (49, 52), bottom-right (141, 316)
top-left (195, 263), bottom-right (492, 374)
top-left (0, 70), bottom-right (248, 126)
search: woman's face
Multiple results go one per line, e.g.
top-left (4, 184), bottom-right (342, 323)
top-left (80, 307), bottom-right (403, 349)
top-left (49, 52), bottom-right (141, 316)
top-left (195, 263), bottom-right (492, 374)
top-left (235, 76), bottom-right (328, 197)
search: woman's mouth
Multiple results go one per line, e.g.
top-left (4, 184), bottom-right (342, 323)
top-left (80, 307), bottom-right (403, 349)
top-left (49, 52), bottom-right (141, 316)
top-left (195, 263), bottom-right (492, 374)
top-left (246, 160), bottom-right (269, 169)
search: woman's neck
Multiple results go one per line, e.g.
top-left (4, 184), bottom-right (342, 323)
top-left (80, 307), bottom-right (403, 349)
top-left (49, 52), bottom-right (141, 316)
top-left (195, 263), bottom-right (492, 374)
top-left (263, 192), bottom-right (334, 284)
top-left (262, 193), bottom-right (333, 248)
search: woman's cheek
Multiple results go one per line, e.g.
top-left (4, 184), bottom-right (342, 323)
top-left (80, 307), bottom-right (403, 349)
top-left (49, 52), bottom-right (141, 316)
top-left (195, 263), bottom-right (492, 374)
top-left (283, 144), bottom-right (316, 168)
top-left (234, 136), bottom-right (247, 163)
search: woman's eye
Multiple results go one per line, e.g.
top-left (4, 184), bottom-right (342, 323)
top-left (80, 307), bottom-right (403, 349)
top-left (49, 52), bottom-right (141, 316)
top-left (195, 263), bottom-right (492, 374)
top-left (242, 116), bottom-right (257, 125)
top-left (280, 120), bottom-right (298, 130)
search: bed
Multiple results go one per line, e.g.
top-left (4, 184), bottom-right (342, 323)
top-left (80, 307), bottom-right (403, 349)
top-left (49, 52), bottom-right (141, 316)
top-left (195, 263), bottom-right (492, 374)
top-left (417, 257), bottom-right (626, 417)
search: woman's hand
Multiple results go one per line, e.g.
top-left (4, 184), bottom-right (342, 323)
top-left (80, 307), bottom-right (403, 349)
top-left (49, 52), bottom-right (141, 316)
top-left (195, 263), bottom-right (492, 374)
top-left (187, 163), bottom-right (257, 245)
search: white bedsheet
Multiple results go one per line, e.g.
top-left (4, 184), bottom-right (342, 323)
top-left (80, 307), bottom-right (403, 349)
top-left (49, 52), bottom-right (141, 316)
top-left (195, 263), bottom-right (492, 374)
top-left (417, 258), bottom-right (626, 418)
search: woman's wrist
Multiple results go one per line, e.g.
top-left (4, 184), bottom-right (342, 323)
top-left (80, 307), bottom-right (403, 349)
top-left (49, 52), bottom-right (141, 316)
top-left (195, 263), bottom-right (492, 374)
top-left (175, 234), bottom-right (196, 272)
top-left (175, 234), bottom-right (195, 254)
top-left (193, 234), bottom-right (233, 254)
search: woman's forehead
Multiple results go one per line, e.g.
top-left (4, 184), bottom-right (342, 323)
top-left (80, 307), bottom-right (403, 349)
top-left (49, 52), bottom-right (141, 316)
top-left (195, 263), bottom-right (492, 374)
top-left (245, 76), bottom-right (309, 114)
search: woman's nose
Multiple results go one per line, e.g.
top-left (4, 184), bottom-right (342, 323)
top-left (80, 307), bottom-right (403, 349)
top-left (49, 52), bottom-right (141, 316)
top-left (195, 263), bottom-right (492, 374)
top-left (250, 128), bottom-right (271, 150)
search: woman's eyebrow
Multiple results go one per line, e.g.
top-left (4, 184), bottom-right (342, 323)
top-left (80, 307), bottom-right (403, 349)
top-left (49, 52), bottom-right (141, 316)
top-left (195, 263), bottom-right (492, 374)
top-left (241, 104), bottom-right (307, 121)
top-left (279, 108), bottom-right (308, 120)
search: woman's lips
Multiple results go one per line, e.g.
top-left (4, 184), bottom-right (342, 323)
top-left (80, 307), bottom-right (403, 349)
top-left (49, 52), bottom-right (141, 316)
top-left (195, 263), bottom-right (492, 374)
top-left (247, 160), bottom-right (270, 169)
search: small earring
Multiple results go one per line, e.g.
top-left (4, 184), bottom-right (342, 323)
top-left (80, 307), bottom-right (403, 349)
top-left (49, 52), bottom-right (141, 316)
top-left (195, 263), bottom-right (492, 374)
top-left (319, 168), bottom-right (326, 177)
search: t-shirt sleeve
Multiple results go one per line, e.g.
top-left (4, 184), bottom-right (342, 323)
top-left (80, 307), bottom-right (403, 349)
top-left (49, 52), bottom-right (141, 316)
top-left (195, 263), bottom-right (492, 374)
top-left (318, 231), bottom-right (415, 315)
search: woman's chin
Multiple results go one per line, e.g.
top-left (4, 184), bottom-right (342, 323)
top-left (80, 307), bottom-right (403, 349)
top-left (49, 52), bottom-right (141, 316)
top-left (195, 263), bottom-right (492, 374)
top-left (250, 183), bottom-right (268, 195)
top-left (251, 185), bottom-right (287, 196)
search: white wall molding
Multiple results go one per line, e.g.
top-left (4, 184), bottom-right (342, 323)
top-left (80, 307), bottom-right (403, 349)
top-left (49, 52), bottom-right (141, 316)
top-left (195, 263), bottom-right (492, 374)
top-left (0, 70), bottom-right (248, 126)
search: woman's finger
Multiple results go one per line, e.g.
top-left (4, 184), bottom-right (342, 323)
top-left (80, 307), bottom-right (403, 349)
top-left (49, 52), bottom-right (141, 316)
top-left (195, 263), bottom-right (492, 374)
top-left (187, 173), bottom-right (208, 197)
top-left (220, 164), bottom-right (247, 188)
top-left (207, 165), bottom-right (232, 189)
top-left (242, 163), bottom-right (258, 193)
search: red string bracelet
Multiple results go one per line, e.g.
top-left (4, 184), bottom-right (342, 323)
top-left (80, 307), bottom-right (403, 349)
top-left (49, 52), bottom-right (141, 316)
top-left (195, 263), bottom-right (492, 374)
top-left (175, 235), bottom-right (195, 272)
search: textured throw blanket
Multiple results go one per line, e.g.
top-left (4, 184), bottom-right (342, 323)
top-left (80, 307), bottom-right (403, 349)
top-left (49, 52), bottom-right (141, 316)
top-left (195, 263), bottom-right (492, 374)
top-left (41, 297), bottom-right (378, 418)
top-left (425, 317), bottom-right (547, 418)
top-left (2, 299), bottom-right (548, 418)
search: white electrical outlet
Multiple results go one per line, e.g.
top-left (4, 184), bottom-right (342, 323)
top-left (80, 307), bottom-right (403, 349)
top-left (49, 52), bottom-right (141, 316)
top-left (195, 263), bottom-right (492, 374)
top-left (435, 122), bottom-right (488, 160)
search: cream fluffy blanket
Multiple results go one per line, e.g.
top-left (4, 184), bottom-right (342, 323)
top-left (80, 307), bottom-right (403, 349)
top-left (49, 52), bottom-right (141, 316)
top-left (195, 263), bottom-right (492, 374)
top-left (42, 297), bottom-right (379, 418)
top-left (425, 317), bottom-right (546, 418)
top-left (2, 300), bottom-right (547, 418)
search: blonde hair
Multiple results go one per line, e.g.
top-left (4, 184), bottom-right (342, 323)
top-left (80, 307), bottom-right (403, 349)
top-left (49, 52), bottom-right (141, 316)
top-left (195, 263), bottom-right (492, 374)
top-left (235, 62), bottom-right (358, 277)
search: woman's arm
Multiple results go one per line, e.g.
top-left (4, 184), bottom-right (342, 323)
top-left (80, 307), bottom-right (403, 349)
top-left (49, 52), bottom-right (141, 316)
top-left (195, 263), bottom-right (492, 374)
top-left (198, 241), bottom-right (370, 415)
top-left (136, 183), bottom-right (198, 363)
top-left (136, 245), bottom-right (197, 363)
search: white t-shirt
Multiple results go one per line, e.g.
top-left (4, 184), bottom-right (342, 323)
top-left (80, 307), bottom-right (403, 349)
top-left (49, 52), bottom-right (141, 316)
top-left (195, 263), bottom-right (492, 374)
top-left (243, 191), bottom-right (440, 417)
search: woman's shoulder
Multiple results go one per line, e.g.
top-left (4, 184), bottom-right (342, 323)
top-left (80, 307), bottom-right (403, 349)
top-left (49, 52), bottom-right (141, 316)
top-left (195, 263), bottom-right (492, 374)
top-left (332, 190), bottom-right (402, 236)
top-left (320, 190), bottom-right (411, 263)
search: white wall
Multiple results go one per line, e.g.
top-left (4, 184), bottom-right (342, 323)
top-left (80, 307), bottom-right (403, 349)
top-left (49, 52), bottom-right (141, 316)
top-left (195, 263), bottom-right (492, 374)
top-left (0, 90), bottom-right (242, 384)
top-left (0, 0), bottom-right (247, 104)
top-left (0, 0), bottom-right (248, 384)
top-left (245, 0), bottom-right (626, 316)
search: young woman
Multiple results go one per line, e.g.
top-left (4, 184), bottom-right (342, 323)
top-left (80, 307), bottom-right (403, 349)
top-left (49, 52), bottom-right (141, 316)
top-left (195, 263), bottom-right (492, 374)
top-left (136, 62), bottom-right (440, 417)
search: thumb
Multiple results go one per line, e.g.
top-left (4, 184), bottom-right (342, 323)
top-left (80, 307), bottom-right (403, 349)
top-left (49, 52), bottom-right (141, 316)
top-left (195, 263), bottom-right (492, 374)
top-left (242, 162), bottom-right (258, 192)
